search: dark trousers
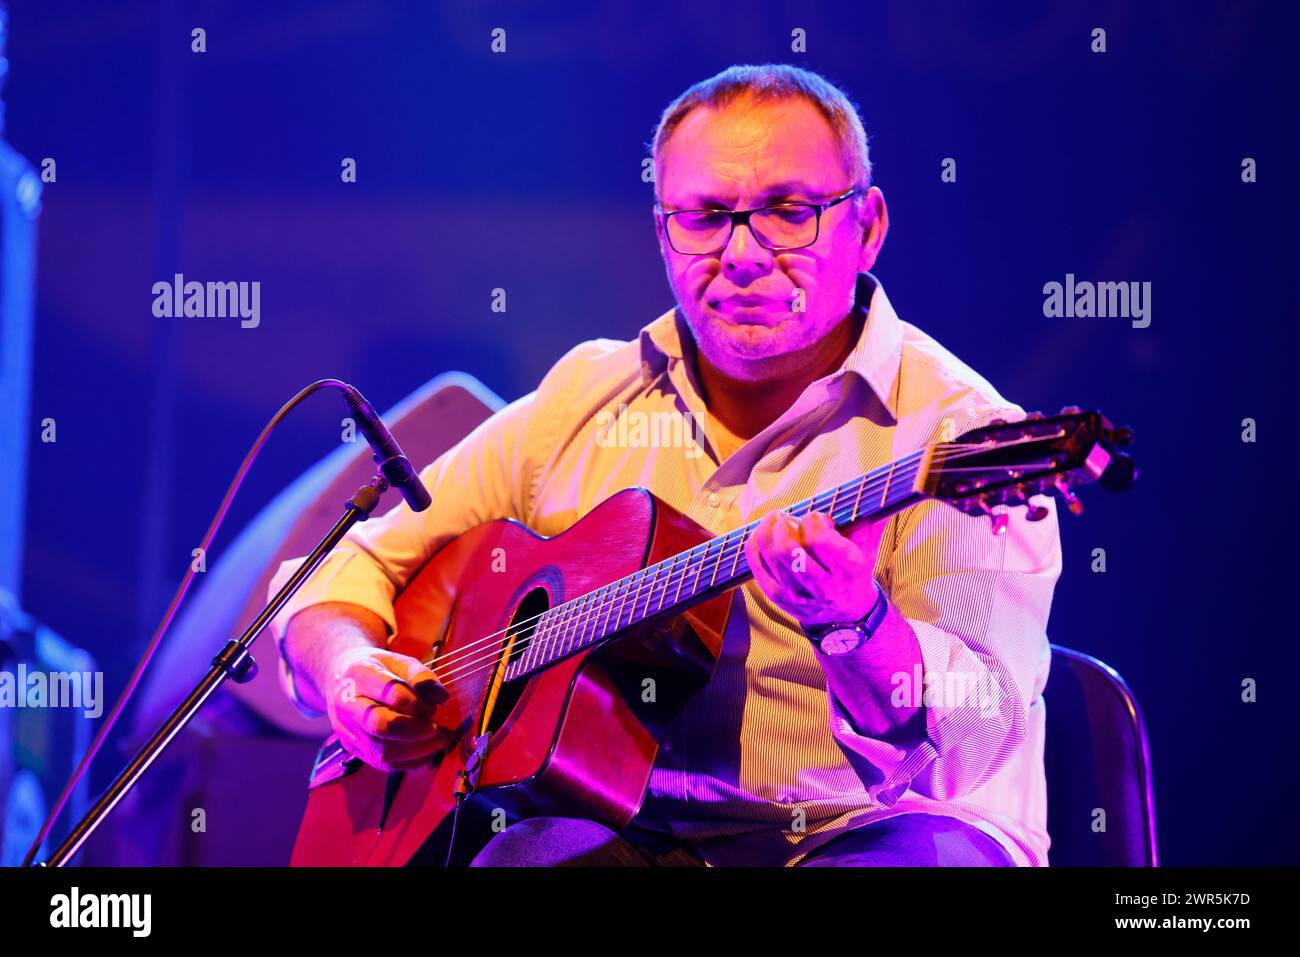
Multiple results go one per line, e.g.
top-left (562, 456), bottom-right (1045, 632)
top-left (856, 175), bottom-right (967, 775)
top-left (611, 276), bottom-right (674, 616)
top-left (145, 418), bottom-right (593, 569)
top-left (469, 813), bottom-right (1017, 867)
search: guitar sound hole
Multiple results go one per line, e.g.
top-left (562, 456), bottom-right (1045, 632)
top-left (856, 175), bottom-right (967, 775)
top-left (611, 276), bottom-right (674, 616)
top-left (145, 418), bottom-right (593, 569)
top-left (484, 586), bottom-right (549, 735)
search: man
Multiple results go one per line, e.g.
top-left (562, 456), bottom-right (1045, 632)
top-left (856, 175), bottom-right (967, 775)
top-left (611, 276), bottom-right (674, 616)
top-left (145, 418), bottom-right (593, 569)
top-left (268, 64), bottom-right (1061, 867)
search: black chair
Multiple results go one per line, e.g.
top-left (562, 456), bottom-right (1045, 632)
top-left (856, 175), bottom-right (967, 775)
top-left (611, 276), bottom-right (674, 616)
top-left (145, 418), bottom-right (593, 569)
top-left (1044, 644), bottom-right (1158, 866)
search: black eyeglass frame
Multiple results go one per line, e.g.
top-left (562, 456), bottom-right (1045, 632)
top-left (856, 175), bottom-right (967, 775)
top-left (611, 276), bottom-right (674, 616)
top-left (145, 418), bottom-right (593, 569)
top-left (655, 187), bottom-right (862, 256)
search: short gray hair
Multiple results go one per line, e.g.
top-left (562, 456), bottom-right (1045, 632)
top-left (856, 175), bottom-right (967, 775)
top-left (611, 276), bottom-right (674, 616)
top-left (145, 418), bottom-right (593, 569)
top-left (650, 64), bottom-right (872, 199)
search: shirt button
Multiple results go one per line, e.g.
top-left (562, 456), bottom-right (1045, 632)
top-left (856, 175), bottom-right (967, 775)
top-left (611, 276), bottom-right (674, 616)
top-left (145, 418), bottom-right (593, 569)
top-left (706, 493), bottom-right (720, 508)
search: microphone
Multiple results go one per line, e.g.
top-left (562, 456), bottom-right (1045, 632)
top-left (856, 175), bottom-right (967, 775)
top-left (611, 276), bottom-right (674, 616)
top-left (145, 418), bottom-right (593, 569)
top-left (339, 385), bottom-right (433, 512)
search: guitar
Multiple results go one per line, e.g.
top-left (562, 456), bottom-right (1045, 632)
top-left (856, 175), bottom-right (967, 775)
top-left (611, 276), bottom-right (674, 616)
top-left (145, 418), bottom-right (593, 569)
top-left (291, 406), bottom-right (1136, 865)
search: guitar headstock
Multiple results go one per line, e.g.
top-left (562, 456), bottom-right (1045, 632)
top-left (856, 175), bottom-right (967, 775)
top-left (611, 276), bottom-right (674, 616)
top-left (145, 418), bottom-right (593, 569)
top-left (922, 406), bottom-right (1136, 532)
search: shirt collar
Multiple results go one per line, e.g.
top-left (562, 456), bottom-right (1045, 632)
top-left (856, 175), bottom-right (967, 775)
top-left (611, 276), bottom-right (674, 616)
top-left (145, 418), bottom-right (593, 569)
top-left (638, 271), bottom-right (902, 419)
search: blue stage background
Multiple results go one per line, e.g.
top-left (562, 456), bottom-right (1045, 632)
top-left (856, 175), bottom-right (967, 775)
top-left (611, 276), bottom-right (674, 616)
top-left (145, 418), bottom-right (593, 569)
top-left (6, 0), bottom-right (1297, 864)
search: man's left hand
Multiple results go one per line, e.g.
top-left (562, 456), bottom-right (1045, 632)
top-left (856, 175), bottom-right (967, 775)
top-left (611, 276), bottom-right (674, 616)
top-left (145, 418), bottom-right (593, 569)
top-left (744, 510), bottom-right (887, 630)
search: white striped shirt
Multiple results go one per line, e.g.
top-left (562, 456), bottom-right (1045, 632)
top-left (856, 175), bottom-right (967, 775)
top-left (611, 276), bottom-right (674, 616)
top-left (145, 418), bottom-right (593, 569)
top-left (268, 272), bottom-right (1062, 866)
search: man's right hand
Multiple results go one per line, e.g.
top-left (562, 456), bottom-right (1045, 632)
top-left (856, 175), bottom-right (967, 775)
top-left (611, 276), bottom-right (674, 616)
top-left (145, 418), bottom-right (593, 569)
top-left (281, 602), bottom-right (455, 772)
top-left (326, 646), bottom-right (454, 772)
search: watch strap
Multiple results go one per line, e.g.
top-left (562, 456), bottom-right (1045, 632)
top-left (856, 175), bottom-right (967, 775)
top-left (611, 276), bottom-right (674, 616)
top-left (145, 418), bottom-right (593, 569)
top-left (805, 581), bottom-right (887, 646)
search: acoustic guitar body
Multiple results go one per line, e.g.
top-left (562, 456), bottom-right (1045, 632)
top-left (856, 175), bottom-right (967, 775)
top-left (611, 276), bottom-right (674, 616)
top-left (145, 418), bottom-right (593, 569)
top-left (291, 488), bottom-right (732, 866)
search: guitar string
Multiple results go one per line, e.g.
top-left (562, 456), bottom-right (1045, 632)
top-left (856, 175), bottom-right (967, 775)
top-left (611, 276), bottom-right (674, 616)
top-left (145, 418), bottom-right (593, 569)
top-left (414, 435), bottom-right (1056, 686)
top-left (421, 436), bottom-right (1062, 692)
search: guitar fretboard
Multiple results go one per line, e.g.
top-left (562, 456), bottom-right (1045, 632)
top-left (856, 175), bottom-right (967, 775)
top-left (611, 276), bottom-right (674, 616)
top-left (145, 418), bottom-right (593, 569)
top-left (503, 447), bottom-right (930, 680)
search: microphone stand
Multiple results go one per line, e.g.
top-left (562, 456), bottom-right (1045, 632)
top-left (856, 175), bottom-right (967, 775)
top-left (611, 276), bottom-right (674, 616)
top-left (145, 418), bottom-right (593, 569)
top-left (39, 471), bottom-right (394, 867)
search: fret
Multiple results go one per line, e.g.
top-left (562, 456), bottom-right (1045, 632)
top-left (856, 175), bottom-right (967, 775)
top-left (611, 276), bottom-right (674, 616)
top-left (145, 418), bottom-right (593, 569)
top-left (620, 570), bottom-right (637, 628)
top-left (694, 539), bottom-right (714, 594)
top-left (586, 584), bottom-right (609, 646)
top-left (567, 594), bottom-right (589, 661)
top-left (582, 582), bottom-right (604, 647)
top-left (571, 596), bottom-right (590, 658)
top-left (666, 552), bottom-right (688, 611)
top-left (535, 600), bottom-right (561, 670)
top-left (551, 599), bottom-right (568, 658)
top-left (648, 557), bottom-right (672, 618)
top-left (673, 548), bottom-right (692, 604)
top-left (613, 570), bottom-right (638, 632)
top-left (708, 535), bottom-right (726, 588)
top-left (638, 562), bottom-right (661, 623)
top-left (827, 484), bottom-right (839, 521)
top-left (624, 568), bottom-right (644, 627)
top-left (567, 587), bottom-right (588, 653)
top-left (553, 598), bottom-right (573, 659)
top-left (633, 565), bottom-right (654, 625)
top-left (850, 474), bottom-right (866, 523)
top-left (566, 592), bottom-right (591, 660)
top-left (582, 582), bottom-right (607, 648)
top-left (729, 526), bottom-right (747, 579)
top-left (528, 614), bottom-right (549, 674)
top-left (632, 568), bottom-right (653, 629)
top-left (880, 458), bottom-right (898, 510)
top-left (646, 557), bottom-right (668, 620)
top-left (706, 541), bottom-right (721, 591)
top-left (690, 542), bottom-right (709, 599)
top-left (543, 611), bottom-right (562, 669)
top-left (548, 609), bottom-right (567, 665)
top-left (532, 606), bottom-right (552, 671)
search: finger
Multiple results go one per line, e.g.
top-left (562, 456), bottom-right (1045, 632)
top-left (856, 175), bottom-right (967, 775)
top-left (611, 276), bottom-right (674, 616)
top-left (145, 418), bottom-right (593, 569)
top-left (748, 513), bottom-right (780, 553)
top-left (379, 652), bottom-right (450, 707)
top-left (745, 527), bottom-right (790, 600)
top-left (344, 664), bottom-right (437, 716)
top-left (800, 513), bottom-right (865, 567)
top-left (748, 539), bottom-right (822, 622)
top-left (344, 698), bottom-right (444, 743)
top-left (747, 514), bottom-right (787, 576)
top-left (771, 515), bottom-right (830, 588)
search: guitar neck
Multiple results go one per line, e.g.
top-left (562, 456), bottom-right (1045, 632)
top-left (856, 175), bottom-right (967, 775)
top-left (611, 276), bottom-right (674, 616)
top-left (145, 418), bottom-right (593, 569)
top-left (505, 445), bottom-right (934, 680)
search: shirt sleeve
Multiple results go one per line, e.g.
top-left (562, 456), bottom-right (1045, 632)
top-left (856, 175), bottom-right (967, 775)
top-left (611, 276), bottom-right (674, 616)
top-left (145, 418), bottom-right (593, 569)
top-left (826, 424), bottom-right (1063, 806)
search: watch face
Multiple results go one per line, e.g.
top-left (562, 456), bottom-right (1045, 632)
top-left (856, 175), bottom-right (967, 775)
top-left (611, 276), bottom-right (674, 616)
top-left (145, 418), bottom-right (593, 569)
top-left (818, 628), bottom-right (863, 656)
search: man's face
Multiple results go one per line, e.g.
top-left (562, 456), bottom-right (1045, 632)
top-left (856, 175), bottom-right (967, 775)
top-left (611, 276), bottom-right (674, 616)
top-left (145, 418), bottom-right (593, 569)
top-left (655, 96), bottom-right (888, 382)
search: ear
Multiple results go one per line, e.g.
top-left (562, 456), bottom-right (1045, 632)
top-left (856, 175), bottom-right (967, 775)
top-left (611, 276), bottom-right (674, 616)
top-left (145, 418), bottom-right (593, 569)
top-left (856, 187), bottom-right (889, 273)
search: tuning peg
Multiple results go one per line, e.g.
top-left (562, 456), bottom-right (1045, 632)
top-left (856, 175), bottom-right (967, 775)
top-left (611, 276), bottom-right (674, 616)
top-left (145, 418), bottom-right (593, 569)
top-left (1058, 405), bottom-right (1081, 415)
top-left (1100, 451), bottom-right (1138, 492)
top-left (988, 417), bottom-right (1007, 426)
top-left (1054, 476), bottom-right (1084, 516)
top-left (1025, 498), bottom-right (1051, 522)
top-left (1024, 411), bottom-right (1044, 421)
top-left (974, 497), bottom-right (1010, 535)
top-left (1111, 425), bottom-right (1135, 446)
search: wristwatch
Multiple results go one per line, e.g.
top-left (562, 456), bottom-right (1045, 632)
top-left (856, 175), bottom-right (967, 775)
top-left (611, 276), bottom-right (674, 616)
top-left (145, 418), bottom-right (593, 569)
top-left (803, 581), bottom-right (888, 656)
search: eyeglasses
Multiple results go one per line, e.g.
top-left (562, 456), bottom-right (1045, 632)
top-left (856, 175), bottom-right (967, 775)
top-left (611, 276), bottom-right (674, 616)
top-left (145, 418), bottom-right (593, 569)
top-left (656, 188), bottom-right (861, 256)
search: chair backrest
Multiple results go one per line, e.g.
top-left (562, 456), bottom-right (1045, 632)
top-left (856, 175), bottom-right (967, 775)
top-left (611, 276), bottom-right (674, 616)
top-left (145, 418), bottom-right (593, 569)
top-left (1045, 644), bottom-right (1158, 866)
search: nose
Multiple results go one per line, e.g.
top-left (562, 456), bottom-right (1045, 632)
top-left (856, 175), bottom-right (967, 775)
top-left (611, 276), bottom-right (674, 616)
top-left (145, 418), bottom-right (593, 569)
top-left (720, 220), bottom-right (773, 280)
